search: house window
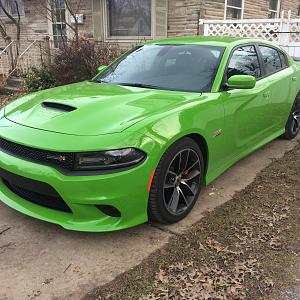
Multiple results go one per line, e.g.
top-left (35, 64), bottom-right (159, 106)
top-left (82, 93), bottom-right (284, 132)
top-left (224, 0), bottom-right (244, 20)
top-left (51, 0), bottom-right (67, 48)
top-left (269, 0), bottom-right (280, 18)
top-left (0, 0), bottom-right (24, 16)
top-left (107, 0), bottom-right (152, 37)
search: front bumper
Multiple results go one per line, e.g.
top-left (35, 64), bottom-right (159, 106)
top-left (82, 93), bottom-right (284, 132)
top-left (0, 149), bottom-right (153, 232)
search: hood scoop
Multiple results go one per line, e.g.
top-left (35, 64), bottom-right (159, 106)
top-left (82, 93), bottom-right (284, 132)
top-left (42, 101), bottom-right (77, 112)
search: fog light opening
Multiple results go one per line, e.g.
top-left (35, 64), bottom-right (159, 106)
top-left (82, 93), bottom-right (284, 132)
top-left (96, 205), bottom-right (121, 218)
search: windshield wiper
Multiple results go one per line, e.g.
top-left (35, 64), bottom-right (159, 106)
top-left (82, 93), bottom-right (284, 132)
top-left (118, 83), bottom-right (162, 90)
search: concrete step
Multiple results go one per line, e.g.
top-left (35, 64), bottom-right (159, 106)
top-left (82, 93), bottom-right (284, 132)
top-left (6, 76), bottom-right (23, 88)
top-left (1, 76), bottom-right (24, 95)
top-left (2, 85), bottom-right (22, 94)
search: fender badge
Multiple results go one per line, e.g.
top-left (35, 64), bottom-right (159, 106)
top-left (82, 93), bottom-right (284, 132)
top-left (213, 129), bottom-right (223, 138)
top-left (46, 154), bottom-right (67, 162)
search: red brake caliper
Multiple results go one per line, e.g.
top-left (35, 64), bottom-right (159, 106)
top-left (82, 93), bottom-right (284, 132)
top-left (182, 170), bottom-right (189, 178)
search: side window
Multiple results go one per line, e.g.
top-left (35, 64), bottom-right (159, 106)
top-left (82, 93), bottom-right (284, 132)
top-left (227, 45), bottom-right (261, 79)
top-left (259, 46), bottom-right (282, 75)
top-left (278, 51), bottom-right (288, 68)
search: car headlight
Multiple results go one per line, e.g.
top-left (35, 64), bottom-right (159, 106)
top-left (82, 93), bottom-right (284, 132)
top-left (74, 148), bottom-right (146, 171)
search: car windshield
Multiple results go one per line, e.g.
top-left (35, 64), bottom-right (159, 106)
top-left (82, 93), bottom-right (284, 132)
top-left (96, 44), bottom-right (225, 93)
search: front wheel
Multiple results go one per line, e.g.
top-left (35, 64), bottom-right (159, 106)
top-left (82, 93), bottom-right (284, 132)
top-left (148, 138), bottom-right (204, 224)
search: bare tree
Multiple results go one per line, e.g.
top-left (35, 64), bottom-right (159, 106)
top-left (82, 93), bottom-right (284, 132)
top-left (64, 0), bottom-right (81, 44)
top-left (0, 18), bottom-right (8, 41)
top-left (0, 0), bottom-right (22, 70)
top-left (35, 0), bottom-right (84, 46)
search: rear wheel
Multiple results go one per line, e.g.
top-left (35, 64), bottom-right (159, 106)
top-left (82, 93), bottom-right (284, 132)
top-left (282, 96), bottom-right (300, 140)
top-left (148, 138), bottom-right (204, 224)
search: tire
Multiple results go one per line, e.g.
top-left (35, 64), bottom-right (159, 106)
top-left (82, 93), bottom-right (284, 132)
top-left (282, 96), bottom-right (300, 140)
top-left (148, 137), bottom-right (204, 224)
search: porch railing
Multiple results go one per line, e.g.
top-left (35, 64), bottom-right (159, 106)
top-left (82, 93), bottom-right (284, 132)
top-left (9, 40), bottom-right (40, 77)
top-left (0, 40), bottom-right (17, 77)
top-left (0, 37), bottom-right (51, 78)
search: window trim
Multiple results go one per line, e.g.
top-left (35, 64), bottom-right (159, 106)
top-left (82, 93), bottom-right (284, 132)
top-left (224, 0), bottom-right (244, 20)
top-left (268, 0), bottom-right (281, 19)
top-left (220, 43), bottom-right (290, 91)
top-left (278, 51), bottom-right (288, 68)
top-left (257, 44), bottom-right (290, 78)
top-left (47, 0), bottom-right (71, 49)
top-left (220, 43), bottom-right (264, 91)
top-left (103, 0), bottom-right (154, 42)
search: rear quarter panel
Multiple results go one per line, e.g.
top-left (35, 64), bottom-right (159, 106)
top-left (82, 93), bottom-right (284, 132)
top-left (291, 59), bottom-right (300, 97)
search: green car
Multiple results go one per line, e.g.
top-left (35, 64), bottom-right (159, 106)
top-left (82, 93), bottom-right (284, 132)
top-left (0, 37), bottom-right (299, 232)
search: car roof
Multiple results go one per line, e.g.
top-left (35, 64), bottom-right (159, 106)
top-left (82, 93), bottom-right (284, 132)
top-left (145, 36), bottom-right (276, 48)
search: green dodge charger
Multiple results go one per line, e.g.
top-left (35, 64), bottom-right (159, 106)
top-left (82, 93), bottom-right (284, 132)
top-left (0, 36), bottom-right (299, 232)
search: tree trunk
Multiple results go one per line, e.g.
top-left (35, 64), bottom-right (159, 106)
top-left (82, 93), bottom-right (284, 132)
top-left (6, 37), bottom-right (15, 72)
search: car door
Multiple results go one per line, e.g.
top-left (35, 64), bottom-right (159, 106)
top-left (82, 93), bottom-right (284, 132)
top-left (221, 45), bottom-right (272, 157)
top-left (258, 45), bottom-right (296, 131)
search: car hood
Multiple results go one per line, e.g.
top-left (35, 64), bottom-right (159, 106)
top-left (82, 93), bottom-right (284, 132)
top-left (4, 81), bottom-right (200, 136)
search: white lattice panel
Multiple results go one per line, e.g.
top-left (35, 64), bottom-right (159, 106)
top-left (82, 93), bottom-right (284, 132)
top-left (206, 22), bottom-right (280, 42)
top-left (202, 16), bottom-right (300, 58)
top-left (289, 21), bottom-right (300, 43)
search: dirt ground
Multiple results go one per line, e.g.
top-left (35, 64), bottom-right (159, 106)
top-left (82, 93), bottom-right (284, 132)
top-left (0, 95), bottom-right (15, 108)
top-left (84, 142), bottom-right (300, 300)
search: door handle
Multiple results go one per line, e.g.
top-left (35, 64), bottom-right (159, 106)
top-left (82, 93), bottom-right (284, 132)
top-left (292, 76), bottom-right (297, 82)
top-left (263, 91), bottom-right (270, 98)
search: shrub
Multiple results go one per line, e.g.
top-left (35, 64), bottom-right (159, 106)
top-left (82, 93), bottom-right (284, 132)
top-left (48, 38), bottom-right (122, 86)
top-left (23, 67), bottom-right (56, 92)
top-left (22, 38), bottom-right (123, 91)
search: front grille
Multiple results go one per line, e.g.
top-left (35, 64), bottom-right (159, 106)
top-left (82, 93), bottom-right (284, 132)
top-left (0, 168), bottom-right (71, 213)
top-left (0, 137), bottom-right (75, 171)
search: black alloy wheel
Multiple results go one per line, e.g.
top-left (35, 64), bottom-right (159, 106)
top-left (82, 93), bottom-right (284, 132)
top-left (148, 137), bottom-right (204, 224)
top-left (283, 96), bottom-right (300, 140)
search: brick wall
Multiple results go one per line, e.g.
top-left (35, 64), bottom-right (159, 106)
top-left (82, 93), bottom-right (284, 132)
top-left (167, 0), bottom-right (202, 37)
top-left (0, 0), bottom-right (94, 74)
top-left (0, 0), bottom-right (48, 54)
top-left (243, 0), bottom-right (299, 19)
top-left (70, 0), bottom-right (94, 38)
top-left (281, 0), bottom-right (299, 17)
top-left (0, 0), bottom-right (299, 74)
top-left (203, 0), bottom-right (225, 20)
top-left (243, 0), bottom-right (269, 19)
top-left (167, 0), bottom-right (300, 37)
top-left (0, 0), bottom-right (47, 74)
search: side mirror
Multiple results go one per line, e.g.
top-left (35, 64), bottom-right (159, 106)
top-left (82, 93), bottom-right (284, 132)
top-left (98, 65), bottom-right (107, 73)
top-left (227, 75), bottom-right (256, 89)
